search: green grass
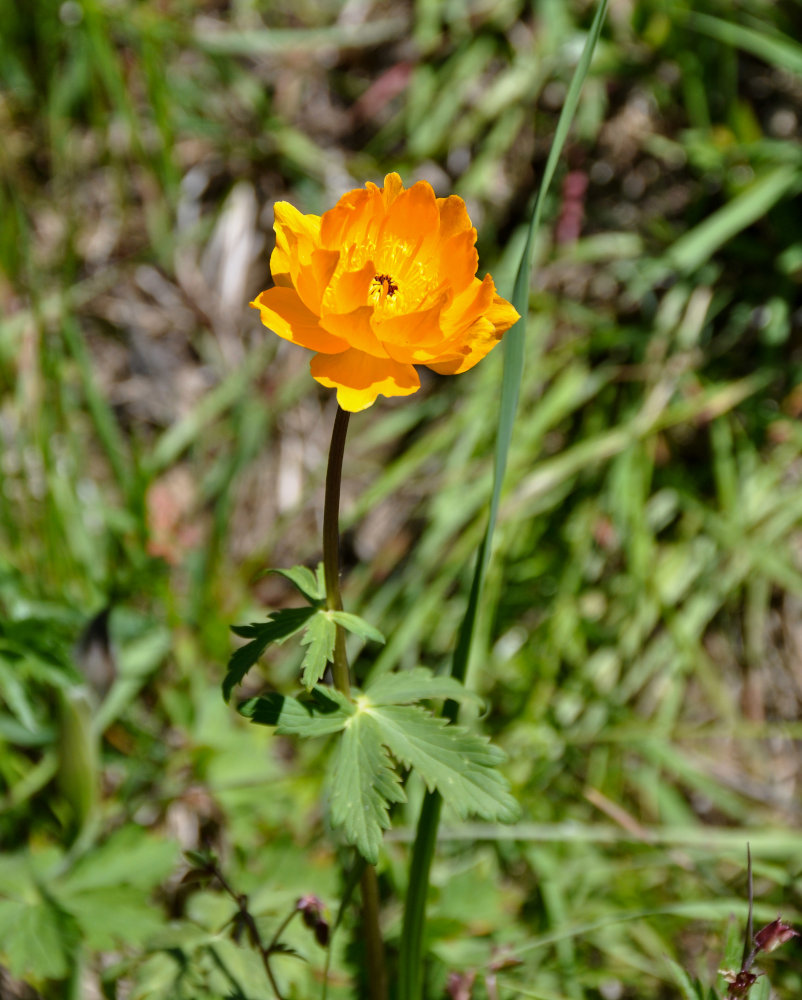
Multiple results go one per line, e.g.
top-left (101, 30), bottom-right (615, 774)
top-left (1, 0), bottom-right (802, 997)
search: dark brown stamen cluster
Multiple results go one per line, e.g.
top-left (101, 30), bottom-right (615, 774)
top-left (374, 273), bottom-right (398, 296)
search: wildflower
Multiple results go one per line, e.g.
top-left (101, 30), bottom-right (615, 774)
top-left (754, 916), bottom-right (798, 953)
top-left (251, 174), bottom-right (520, 411)
top-left (296, 894), bottom-right (330, 947)
top-left (719, 968), bottom-right (758, 998)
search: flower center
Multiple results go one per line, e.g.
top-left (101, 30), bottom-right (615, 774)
top-left (371, 273), bottom-right (398, 302)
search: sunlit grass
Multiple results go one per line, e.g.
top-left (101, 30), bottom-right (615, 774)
top-left (1, 0), bottom-right (801, 996)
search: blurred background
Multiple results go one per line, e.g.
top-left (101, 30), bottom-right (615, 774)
top-left (1, 0), bottom-right (802, 997)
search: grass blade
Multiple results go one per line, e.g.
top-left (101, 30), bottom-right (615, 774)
top-left (687, 12), bottom-right (802, 77)
top-left (398, 4), bottom-right (610, 997)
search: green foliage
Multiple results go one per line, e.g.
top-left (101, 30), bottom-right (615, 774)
top-left (225, 565), bottom-right (385, 696)
top-left (667, 957), bottom-right (720, 1000)
top-left (2, 0), bottom-right (802, 995)
top-left (328, 610), bottom-right (386, 646)
top-left (0, 828), bottom-right (176, 983)
top-left (401, 2), bottom-right (611, 991)
top-left (265, 565), bottom-right (326, 604)
top-left (331, 715), bottom-right (407, 864)
top-left (299, 610), bottom-right (337, 688)
top-left (244, 669), bottom-right (517, 863)
top-left (225, 607), bottom-right (317, 701)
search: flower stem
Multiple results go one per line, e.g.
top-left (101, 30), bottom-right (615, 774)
top-left (322, 404), bottom-right (387, 1000)
top-left (322, 404), bottom-right (351, 695)
top-left (360, 862), bottom-right (388, 1000)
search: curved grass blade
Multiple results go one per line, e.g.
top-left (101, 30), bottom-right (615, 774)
top-left (398, 2), bottom-right (611, 996)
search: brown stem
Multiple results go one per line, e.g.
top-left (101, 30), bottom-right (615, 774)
top-left (322, 404), bottom-right (351, 696)
top-left (321, 403), bottom-right (387, 1000)
top-left (360, 865), bottom-right (388, 1000)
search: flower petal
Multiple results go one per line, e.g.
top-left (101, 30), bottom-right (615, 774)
top-left (320, 186), bottom-right (384, 250)
top-left (373, 292), bottom-right (451, 362)
top-left (436, 228), bottom-right (478, 295)
top-left (428, 289), bottom-right (519, 375)
top-left (323, 260), bottom-right (376, 314)
top-left (440, 274), bottom-right (496, 340)
top-left (271, 202), bottom-right (322, 283)
top-left (310, 348), bottom-right (419, 412)
top-left (322, 306), bottom-right (389, 359)
top-left (425, 316), bottom-right (499, 375)
top-left (486, 291), bottom-right (521, 333)
top-left (380, 173), bottom-right (405, 211)
top-left (251, 288), bottom-right (349, 354)
top-left (296, 248), bottom-right (340, 314)
top-left (436, 195), bottom-right (473, 241)
top-left (379, 180), bottom-right (439, 262)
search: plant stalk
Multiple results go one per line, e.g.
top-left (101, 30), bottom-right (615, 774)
top-left (323, 404), bottom-right (351, 695)
top-left (322, 404), bottom-right (387, 1000)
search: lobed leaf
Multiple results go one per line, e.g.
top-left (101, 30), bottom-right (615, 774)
top-left (365, 667), bottom-right (482, 707)
top-left (329, 714), bottom-right (406, 864)
top-left (224, 607), bottom-right (316, 701)
top-left (263, 565), bottom-right (325, 605)
top-left (322, 702), bottom-right (517, 861)
top-left (299, 611), bottom-right (336, 689)
top-left (328, 611), bottom-right (385, 645)
top-left (240, 691), bottom-right (350, 737)
top-left (57, 826), bottom-right (177, 895)
top-left (369, 704), bottom-right (519, 823)
top-left (0, 894), bottom-right (76, 981)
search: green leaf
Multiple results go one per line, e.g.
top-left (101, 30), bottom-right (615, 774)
top-left (328, 611), bottom-right (385, 645)
top-left (665, 957), bottom-right (705, 1000)
top-left (369, 705), bottom-right (519, 823)
top-left (56, 687), bottom-right (98, 833)
top-left (224, 606), bottom-right (316, 701)
top-left (300, 611), bottom-right (336, 689)
top-left (0, 890), bottom-right (78, 981)
top-left (664, 166), bottom-right (801, 277)
top-left (263, 565), bottom-right (324, 605)
top-left (240, 690), bottom-right (351, 737)
top-left (721, 916), bottom-right (745, 977)
top-left (365, 667), bottom-right (482, 707)
top-left (229, 606), bottom-right (317, 640)
top-left (0, 854), bottom-right (37, 898)
top-left (329, 713), bottom-right (406, 864)
top-left (66, 885), bottom-right (165, 951)
top-left (0, 658), bottom-right (38, 731)
top-left (324, 701), bottom-right (517, 861)
top-left (687, 11), bottom-right (802, 76)
top-left (57, 825), bottom-right (178, 894)
top-left (183, 848), bottom-right (216, 870)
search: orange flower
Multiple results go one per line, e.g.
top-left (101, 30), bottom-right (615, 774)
top-left (251, 174), bottom-right (520, 412)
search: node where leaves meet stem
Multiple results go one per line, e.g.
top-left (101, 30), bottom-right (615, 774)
top-left (322, 403), bottom-right (387, 1000)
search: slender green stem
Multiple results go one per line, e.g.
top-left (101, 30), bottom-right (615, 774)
top-left (321, 404), bottom-right (387, 1000)
top-left (398, 5), bottom-right (610, 992)
top-left (399, 537), bottom-right (486, 1000)
top-left (322, 405), bottom-right (351, 695)
top-left (398, 791), bottom-right (441, 1000)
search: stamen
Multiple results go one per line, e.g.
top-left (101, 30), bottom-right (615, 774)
top-left (374, 273), bottom-right (398, 299)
